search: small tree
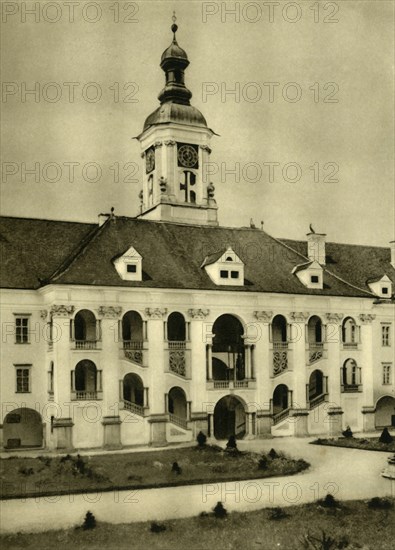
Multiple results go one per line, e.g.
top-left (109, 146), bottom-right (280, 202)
top-left (171, 461), bottom-right (182, 475)
top-left (379, 427), bottom-right (393, 444)
top-left (196, 431), bottom-right (207, 447)
top-left (258, 455), bottom-right (268, 470)
top-left (213, 501), bottom-right (227, 518)
top-left (226, 435), bottom-right (237, 450)
top-left (268, 448), bottom-right (278, 460)
top-left (82, 511), bottom-right (96, 530)
top-left (342, 425), bottom-right (353, 438)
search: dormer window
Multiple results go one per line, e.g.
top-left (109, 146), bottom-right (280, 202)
top-left (367, 275), bottom-right (392, 297)
top-left (201, 246), bottom-right (244, 286)
top-left (292, 261), bottom-right (323, 289)
top-left (113, 246), bottom-right (143, 281)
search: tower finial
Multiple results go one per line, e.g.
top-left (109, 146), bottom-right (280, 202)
top-left (171, 10), bottom-right (178, 40)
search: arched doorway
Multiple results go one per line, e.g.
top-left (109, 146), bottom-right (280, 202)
top-left (213, 395), bottom-right (246, 440)
top-left (123, 373), bottom-right (144, 406)
top-left (122, 311), bottom-right (144, 342)
top-left (3, 408), bottom-right (43, 449)
top-left (168, 387), bottom-right (187, 420)
top-left (308, 369), bottom-right (324, 401)
top-left (375, 396), bottom-right (395, 428)
top-left (73, 360), bottom-right (101, 399)
top-left (212, 314), bottom-right (245, 380)
top-left (167, 312), bottom-right (186, 342)
top-left (272, 384), bottom-right (289, 414)
top-left (74, 309), bottom-right (97, 341)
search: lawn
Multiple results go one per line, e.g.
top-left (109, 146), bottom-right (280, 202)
top-left (311, 436), bottom-right (395, 453)
top-left (0, 445), bottom-right (309, 499)
top-left (1, 499), bottom-right (394, 550)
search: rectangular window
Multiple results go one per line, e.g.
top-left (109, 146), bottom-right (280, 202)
top-left (15, 366), bottom-right (31, 393)
top-left (382, 325), bottom-right (391, 347)
top-left (15, 317), bottom-right (29, 343)
top-left (230, 271), bottom-right (239, 279)
top-left (311, 275), bottom-right (319, 283)
top-left (127, 264), bottom-right (137, 273)
top-left (382, 364), bottom-right (391, 385)
top-left (220, 270), bottom-right (229, 278)
top-left (382, 287), bottom-right (389, 295)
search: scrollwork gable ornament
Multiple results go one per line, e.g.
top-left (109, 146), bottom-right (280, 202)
top-left (98, 306), bottom-right (122, 319)
top-left (290, 312), bottom-right (310, 322)
top-left (145, 307), bottom-right (167, 319)
top-left (253, 311), bottom-right (273, 323)
top-left (325, 313), bottom-right (344, 323)
top-left (188, 308), bottom-right (210, 320)
top-left (359, 314), bottom-right (376, 324)
top-left (50, 305), bottom-right (75, 317)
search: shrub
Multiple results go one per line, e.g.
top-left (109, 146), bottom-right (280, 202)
top-left (342, 426), bottom-right (353, 438)
top-left (379, 427), bottom-right (393, 444)
top-left (171, 461), bottom-right (182, 475)
top-left (150, 522), bottom-right (166, 533)
top-left (213, 501), bottom-right (227, 518)
top-left (258, 455), bottom-right (268, 470)
top-left (226, 435), bottom-right (237, 450)
top-left (318, 494), bottom-right (339, 509)
top-left (82, 511), bottom-right (96, 530)
top-left (196, 431), bottom-right (207, 447)
top-left (300, 530), bottom-right (349, 549)
top-left (38, 456), bottom-right (51, 467)
top-left (18, 467), bottom-right (34, 476)
top-left (368, 497), bottom-right (393, 509)
top-left (268, 448), bottom-right (278, 460)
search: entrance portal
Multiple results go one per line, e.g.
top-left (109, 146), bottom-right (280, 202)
top-left (213, 395), bottom-right (246, 440)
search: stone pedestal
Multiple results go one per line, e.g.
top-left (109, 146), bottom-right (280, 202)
top-left (362, 406), bottom-right (376, 432)
top-left (53, 417), bottom-right (74, 450)
top-left (149, 414), bottom-right (168, 446)
top-left (256, 410), bottom-right (272, 437)
top-left (290, 409), bottom-right (309, 437)
top-left (327, 406), bottom-right (344, 437)
top-left (102, 416), bottom-right (122, 449)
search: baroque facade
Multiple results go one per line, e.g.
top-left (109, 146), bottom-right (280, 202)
top-left (1, 21), bottom-right (394, 451)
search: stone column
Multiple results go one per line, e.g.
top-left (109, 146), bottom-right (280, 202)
top-left (359, 314), bottom-right (376, 432)
top-left (98, 306), bottom-right (123, 449)
top-left (50, 305), bottom-right (75, 450)
top-left (290, 312), bottom-right (309, 410)
top-left (146, 308), bottom-right (168, 445)
top-left (325, 313), bottom-right (344, 435)
top-left (188, 309), bottom-right (210, 435)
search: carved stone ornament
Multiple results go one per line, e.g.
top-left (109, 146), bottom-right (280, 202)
top-left (254, 310), bottom-right (273, 323)
top-left (200, 144), bottom-right (212, 154)
top-left (325, 313), bottom-right (344, 323)
top-left (188, 308), bottom-right (210, 320)
top-left (50, 305), bottom-right (75, 317)
top-left (359, 314), bottom-right (376, 324)
top-left (154, 141), bottom-right (163, 148)
top-left (40, 310), bottom-right (48, 320)
top-left (290, 312), bottom-right (310, 322)
top-left (145, 308), bottom-right (168, 319)
top-left (98, 306), bottom-right (122, 319)
top-left (164, 140), bottom-right (176, 147)
top-left (207, 182), bottom-right (215, 199)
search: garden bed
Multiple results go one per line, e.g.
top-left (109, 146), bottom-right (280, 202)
top-left (1, 499), bottom-right (394, 550)
top-left (0, 445), bottom-right (309, 499)
top-left (311, 436), bottom-right (395, 452)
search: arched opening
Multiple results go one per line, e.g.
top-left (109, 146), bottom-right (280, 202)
top-left (4, 408), bottom-right (43, 449)
top-left (308, 369), bottom-right (325, 401)
top-left (123, 373), bottom-right (144, 407)
top-left (308, 316), bottom-right (323, 343)
top-left (73, 360), bottom-right (101, 399)
top-left (213, 395), bottom-right (246, 440)
top-left (272, 315), bottom-right (288, 343)
top-left (341, 358), bottom-right (361, 392)
top-left (375, 396), bottom-right (395, 428)
top-left (167, 312), bottom-right (186, 342)
top-left (74, 309), bottom-right (97, 345)
top-left (342, 317), bottom-right (357, 345)
top-left (122, 311), bottom-right (144, 343)
top-left (168, 386), bottom-right (187, 420)
top-left (212, 314), bottom-right (245, 381)
top-left (272, 384), bottom-right (289, 414)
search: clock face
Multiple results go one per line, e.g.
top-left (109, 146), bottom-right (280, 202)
top-left (178, 144), bottom-right (198, 168)
top-left (145, 149), bottom-right (155, 173)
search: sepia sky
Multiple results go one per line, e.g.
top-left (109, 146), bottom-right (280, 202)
top-left (1, 0), bottom-right (394, 246)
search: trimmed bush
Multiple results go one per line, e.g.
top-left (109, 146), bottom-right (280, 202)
top-left (226, 435), bottom-right (237, 450)
top-left (318, 494), bottom-right (339, 508)
top-left (268, 448), bottom-right (278, 460)
top-left (379, 427), bottom-right (393, 444)
top-left (258, 455), bottom-right (268, 470)
top-left (171, 461), bottom-right (182, 475)
top-left (82, 511), bottom-right (96, 530)
top-left (150, 522), bottom-right (166, 533)
top-left (213, 501), bottom-right (227, 519)
top-left (269, 507), bottom-right (288, 520)
top-left (197, 431), bottom-right (207, 447)
top-left (342, 426), bottom-right (353, 438)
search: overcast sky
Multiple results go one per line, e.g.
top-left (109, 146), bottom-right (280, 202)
top-left (1, 0), bottom-right (394, 246)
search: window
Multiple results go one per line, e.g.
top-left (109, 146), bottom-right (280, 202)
top-left (15, 317), bottom-right (29, 344)
top-left (382, 325), bottom-right (391, 347)
top-left (231, 271), bottom-right (239, 279)
top-left (311, 275), bottom-right (319, 283)
top-left (220, 270), bottom-right (229, 278)
top-left (382, 287), bottom-right (389, 295)
top-left (15, 365), bottom-right (31, 393)
top-left (382, 364), bottom-right (392, 385)
top-left (127, 264), bottom-right (137, 273)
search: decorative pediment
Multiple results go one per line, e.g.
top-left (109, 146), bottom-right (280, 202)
top-left (292, 260), bottom-right (323, 290)
top-left (113, 246), bottom-right (142, 281)
top-left (367, 275), bottom-right (392, 298)
top-left (201, 246), bottom-right (244, 286)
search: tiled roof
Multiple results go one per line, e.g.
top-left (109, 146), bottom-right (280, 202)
top-left (1, 215), bottom-right (394, 298)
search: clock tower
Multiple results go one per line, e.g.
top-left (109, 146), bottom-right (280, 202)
top-left (135, 16), bottom-right (218, 226)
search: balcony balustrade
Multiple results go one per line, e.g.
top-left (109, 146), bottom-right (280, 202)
top-left (74, 340), bottom-right (99, 350)
top-left (122, 399), bottom-right (145, 416)
top-left (71, 390), bottom-right (103, 400)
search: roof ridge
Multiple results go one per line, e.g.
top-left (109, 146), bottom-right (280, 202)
top-left (0, 215), bottom-right (95, 226)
